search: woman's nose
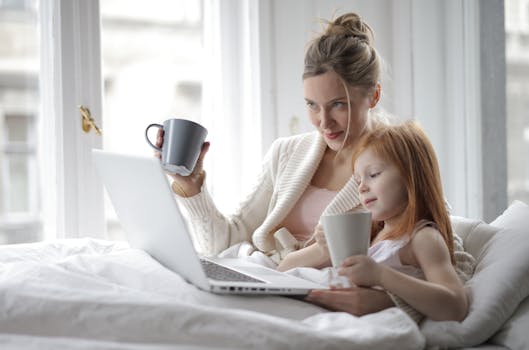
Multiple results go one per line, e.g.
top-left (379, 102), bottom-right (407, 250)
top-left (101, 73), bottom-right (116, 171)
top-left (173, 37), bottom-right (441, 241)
top-left (319, 109), bottom-right (333, 129)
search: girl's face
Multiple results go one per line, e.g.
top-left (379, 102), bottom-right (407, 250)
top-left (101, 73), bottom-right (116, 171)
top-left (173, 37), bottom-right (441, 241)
top-left (303, 71), bottom-right (373, 152)
top-left (354, 147), bottom-right (408, 224)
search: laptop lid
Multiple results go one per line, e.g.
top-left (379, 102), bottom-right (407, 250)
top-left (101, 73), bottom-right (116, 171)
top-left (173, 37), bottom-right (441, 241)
top-left (92, 149), bottom-right (211, 291)
top-left (92, 150), bottom-right (326, 295)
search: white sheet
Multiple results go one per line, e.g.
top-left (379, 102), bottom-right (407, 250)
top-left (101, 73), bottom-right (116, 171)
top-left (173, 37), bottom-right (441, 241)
top-left (0, 239), bottom-right (424, 349)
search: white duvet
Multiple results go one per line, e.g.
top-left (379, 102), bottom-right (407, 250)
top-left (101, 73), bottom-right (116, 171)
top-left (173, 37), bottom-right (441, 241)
top-left (0, 238), bottom-right (424, 350)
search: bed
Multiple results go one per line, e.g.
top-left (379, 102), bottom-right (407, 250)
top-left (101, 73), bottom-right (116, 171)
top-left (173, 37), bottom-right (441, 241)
top-left (1, 201), bottom-right (528, 350)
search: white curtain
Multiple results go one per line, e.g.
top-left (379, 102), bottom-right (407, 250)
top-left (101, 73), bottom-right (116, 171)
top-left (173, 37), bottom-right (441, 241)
top-left (202, 0), bottom-right (264, 213)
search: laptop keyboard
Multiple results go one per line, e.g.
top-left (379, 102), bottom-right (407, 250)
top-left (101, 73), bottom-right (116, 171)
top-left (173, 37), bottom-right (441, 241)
top-left (200, 259), bottom-right (265, 283)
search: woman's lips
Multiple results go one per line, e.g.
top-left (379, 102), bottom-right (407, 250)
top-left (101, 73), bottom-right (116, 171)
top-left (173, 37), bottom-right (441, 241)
top-left (324, 131), bottom-right (343, 140)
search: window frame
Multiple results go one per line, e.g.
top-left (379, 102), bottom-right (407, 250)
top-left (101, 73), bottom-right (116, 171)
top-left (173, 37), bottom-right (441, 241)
top-left (39, 0), bottom-right (105, 239)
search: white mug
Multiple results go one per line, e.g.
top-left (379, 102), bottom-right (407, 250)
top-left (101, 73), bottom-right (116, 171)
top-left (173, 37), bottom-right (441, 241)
top-left (321, 211), bottom-right (372, 267)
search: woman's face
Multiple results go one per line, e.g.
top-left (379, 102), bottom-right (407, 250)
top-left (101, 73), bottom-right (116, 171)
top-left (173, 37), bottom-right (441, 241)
top-left (303, 70), bottom-right (373, 152)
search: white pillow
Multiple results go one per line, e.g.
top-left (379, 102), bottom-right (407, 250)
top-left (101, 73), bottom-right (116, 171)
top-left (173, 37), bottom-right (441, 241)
top-left (489, 200), bottom-right (529, 230)
top-left (491, 294), bottom-right (529, 350)
top-left (450, 215), bottom-right (499, 259)
top-left (420, 201), bottom-right (529, 348)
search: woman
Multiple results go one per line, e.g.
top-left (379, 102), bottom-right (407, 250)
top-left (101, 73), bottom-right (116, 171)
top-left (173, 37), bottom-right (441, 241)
top-left (158, 13), bottom-right (408, 316)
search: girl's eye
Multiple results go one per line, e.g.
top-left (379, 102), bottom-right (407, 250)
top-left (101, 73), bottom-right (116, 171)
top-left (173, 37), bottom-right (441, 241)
top-left (332, 101), bottom-right (345, 109)
top-left (369, 172), bottom-right (381, 178)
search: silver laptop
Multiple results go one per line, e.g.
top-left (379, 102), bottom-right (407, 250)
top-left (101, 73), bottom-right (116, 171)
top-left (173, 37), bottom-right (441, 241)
top-left (92, 149), bottom-right (327, 295)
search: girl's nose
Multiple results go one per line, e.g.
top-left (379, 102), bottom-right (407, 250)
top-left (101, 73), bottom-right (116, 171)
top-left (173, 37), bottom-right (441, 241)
top-left (358, 180), bottom-right (368, 193)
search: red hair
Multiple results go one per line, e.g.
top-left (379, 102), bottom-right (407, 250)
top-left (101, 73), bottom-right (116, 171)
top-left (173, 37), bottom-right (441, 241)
top-left (352, 121), bottom-right (455, 263)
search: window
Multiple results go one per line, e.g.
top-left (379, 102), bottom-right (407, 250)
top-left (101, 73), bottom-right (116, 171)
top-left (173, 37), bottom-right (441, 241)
top-left (0, 0), bottom-right (41, 244)
top-left (505, 0), bottom-right (529, 205)
top-left (8, 0), bottom-right (263, 243)
top-left (1, 1), bottom-right (510, 245)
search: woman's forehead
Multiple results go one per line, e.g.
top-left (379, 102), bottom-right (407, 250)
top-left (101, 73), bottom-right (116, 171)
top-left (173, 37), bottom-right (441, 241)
top-left (303, 72), bottom-right (364, 101)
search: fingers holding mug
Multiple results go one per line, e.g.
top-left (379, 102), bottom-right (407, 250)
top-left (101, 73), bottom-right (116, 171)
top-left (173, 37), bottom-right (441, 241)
top-left (154, 128), bottom-right (164, 160)
top-left (156, 128), bottom-right (164, 147)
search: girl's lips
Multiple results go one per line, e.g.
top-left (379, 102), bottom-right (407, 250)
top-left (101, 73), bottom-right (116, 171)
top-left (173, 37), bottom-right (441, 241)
top-left (324, 131), bottom-right (343, 140)
top-left (364, 198), bottom-right (376, 207)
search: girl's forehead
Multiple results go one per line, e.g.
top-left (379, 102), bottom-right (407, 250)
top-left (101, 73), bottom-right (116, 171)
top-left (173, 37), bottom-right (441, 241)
top-left (354, 147), bottom-right (390, 172)
top-left (355, 147), bottom-right (381, 165)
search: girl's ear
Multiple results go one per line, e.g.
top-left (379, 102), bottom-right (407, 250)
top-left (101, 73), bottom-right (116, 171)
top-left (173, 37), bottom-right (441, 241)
top-left (369, 83), bottom-right (381, 108)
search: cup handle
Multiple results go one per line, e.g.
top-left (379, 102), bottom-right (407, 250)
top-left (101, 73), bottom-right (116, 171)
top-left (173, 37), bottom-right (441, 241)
top-left (145, 123), bottom-right (163, 151)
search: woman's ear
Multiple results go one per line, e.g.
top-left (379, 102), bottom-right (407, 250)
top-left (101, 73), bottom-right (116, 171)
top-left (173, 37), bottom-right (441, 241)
top-left (369, 83), bottom-right (381, 108)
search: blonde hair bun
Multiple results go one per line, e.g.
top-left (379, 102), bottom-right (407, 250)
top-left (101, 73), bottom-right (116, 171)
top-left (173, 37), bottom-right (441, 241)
top-left (324, 13), bottom-right (375, 46)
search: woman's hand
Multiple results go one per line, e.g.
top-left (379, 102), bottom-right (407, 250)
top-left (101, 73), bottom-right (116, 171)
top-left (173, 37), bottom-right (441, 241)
top-left (155, 128), bottom-right (210, 197)
top-left (338, 255), bottom-right (384, 287)
top-left (305, 286), bottom-right (394, 316)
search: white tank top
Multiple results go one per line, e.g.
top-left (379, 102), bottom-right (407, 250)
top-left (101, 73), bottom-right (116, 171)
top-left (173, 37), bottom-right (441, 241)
top-left (368, 220), bottom-right (437, 280)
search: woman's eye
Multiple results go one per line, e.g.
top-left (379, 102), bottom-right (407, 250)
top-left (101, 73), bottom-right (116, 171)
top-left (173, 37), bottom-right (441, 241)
top-left (332, 101), bottom-right (345, 108)
top-left (306, 102), bottom-right (317, 111)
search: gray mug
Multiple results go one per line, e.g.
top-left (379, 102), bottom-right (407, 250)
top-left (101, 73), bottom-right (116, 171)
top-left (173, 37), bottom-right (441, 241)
top-left (145, 118), bottom-right (208, 176)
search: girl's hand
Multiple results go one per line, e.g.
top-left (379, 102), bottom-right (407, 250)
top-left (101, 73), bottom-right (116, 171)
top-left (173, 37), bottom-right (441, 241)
top-left (313, 224), bottom-right (330, 262)
top-left (155, 128), bottom-right (210, 197)
top-left (338, 255), bottom-right (384, 287)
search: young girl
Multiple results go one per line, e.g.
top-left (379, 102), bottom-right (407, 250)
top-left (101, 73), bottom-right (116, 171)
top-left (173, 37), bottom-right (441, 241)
top-left (308, 121), bottom-right (469, 322)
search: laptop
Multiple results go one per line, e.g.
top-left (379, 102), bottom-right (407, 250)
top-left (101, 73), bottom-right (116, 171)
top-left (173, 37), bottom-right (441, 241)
top-left (92, 149), bottom-right (327, 295)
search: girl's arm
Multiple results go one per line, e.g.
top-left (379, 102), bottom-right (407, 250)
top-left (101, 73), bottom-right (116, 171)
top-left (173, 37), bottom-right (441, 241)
top-left (277, 224), bottom-right (331, 271)
top-left (339, 227), bottom-right (468, 321)
top-left (277, 243), bottom-right (330, 271)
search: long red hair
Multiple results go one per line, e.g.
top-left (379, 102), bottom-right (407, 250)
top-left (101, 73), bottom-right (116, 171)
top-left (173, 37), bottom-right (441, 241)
top-left (352, 121), bottom-right (455, 263)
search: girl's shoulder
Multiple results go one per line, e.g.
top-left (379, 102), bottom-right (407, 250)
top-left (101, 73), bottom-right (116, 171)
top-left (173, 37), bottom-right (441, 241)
top-left (398, 222), bottom-right (445, 267)
top-left (408, 222), bottom-right (449, 258)
top-left (412, 220), bottom-right (438, 235)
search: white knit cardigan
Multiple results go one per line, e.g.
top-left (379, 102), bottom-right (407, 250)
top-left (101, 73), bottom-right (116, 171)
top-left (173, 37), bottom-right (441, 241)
top-left (178, 131), bottom-right (360, 256)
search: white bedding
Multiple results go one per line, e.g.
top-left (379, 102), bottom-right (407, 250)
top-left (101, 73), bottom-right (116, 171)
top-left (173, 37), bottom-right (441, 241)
top-left (0, 238), bottom-right (424, 350)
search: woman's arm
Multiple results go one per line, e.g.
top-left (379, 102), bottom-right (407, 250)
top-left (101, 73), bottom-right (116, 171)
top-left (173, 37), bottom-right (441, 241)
top-left (339, 227), bottom-right (468, 321)
top-left (305, 286), bottom-right (395, 316)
